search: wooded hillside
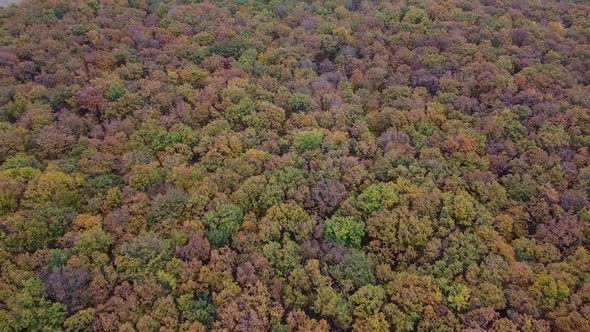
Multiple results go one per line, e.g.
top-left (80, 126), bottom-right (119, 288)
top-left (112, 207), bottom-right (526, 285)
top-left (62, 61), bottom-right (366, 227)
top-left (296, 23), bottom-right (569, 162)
top-left (0, 0), bottom-right (589, 331)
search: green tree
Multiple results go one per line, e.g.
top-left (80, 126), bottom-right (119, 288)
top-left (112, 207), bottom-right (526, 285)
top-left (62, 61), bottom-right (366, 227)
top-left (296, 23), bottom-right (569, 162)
top-left (312, 286), bottom-right (352, 329)
top-left (402, 7), bottom-right (428, 24)
top-left (24, 171), bottom-right (79, 208)
top-left (353, 183), bottom-right (399, 218)
top-left (529, 272), bottom-right (570, 310)
top-left (446, 283), bottom-right (471, 312)
top-left (439, 190), bottom-right (491, 233)
top-left (202, 204), bottom-right (244, 246)
top-left (74, 226), bottom-right (113, 259)
top-left (349, 285), bottom-right (385, 318)
top-left (262, 237), bottom-right (302, 277)
top-left (0, 177), bottom-right (23, 216)
top-left (259, 203), bottom-right (314, 242)
top-left (63, 308), bottom-right (96, 332)
top-left (227, 96), bottom-right (256, 124)
top-left (323, 215), bottom-right (365, 248)
top-left (294, 130), bottom-right (324, 153)
top-left (177, 292), bottom-right (216, 328)
top-left (2, 214), bottom-right (50, 253)
top-left (331, 252), bottom-right (376, 288)
top-left (0, 278), bottom-right (67, 332)
top-left (288, 93), bottom-right (313, 113)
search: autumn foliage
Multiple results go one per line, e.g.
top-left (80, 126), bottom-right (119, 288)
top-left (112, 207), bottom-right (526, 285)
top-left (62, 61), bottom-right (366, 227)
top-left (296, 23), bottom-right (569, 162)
top-left (0, 0), bottom-right (589, 331)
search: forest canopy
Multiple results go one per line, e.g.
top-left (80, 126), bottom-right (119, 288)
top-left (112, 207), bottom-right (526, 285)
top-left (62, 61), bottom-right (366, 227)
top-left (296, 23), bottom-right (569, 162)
top-left (0, 0), bottom-right (589, 331)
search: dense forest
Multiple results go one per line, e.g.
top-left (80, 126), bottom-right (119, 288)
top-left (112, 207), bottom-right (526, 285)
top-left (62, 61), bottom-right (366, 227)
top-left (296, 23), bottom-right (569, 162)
top-left (0, 0), bottom-right (589, 331)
